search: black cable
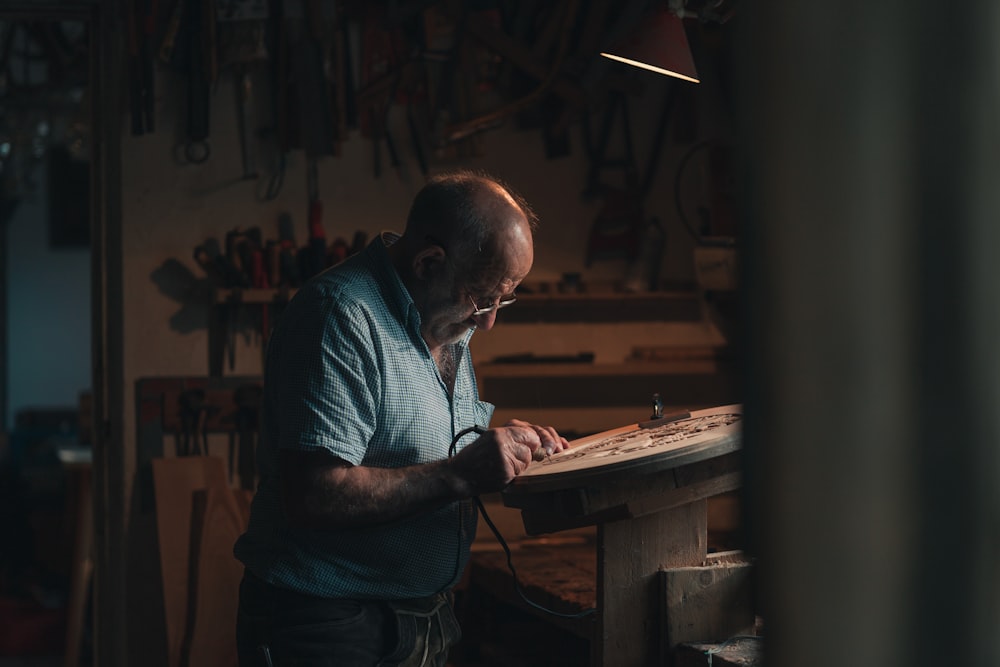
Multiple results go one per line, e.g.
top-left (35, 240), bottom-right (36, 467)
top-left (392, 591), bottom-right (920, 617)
top-left (448, 425), bottom-right (487, 457)
top-left (449, 427), bottom-right (597, 621)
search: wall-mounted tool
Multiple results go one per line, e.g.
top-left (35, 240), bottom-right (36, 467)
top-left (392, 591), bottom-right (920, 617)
top-left (651, 393), bottom-right (664, 420)
top-left (163, 0), bottom-right (215, 164)
top-left (276, 212), bottom-right (301, 287)
top-left (298, 158), bottom-right (327, 281)
top-left (232, 383), bottom-right (263, 490)
top-left (284, 0), bottom-right (338, 157)
top-left (177, 388), bottom-right (209, 456)
top-left (217, 0), bottom-right (270, 182)
top-left (127, 0), bottom-right (156, 135)
top-left (358, 3), bottom-right (405, 179)
top-left (441, 1), bottom-right (580, 144)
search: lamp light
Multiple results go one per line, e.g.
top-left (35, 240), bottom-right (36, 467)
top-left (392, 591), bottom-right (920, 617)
top-left (600, 4), bottom-right (700, 83)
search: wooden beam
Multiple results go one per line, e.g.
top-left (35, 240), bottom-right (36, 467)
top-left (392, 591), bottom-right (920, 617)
top-left (90, 0), bottom-right (127, 664)
top-left (661, 560), bottom-right (756, 655)
top-left (595, 503), bottom-right (707, 666)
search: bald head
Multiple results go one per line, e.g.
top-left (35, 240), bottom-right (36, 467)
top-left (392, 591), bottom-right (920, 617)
top-left (401, 170), bottom-right (537, 265)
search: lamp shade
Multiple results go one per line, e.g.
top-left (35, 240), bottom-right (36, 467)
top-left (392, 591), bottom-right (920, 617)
top-left (600, 6), bottom-right (700, 83)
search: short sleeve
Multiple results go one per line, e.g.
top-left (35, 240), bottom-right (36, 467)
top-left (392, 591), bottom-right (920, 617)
top-left (269, 296), bottom-right (382, 465)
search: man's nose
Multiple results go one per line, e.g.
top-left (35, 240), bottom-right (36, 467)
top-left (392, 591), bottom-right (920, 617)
top-left (472, 310), bottom-right (498, 331)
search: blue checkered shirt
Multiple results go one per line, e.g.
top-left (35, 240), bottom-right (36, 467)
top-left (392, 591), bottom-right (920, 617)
top-left (234, 232), bottom-right (494, 599)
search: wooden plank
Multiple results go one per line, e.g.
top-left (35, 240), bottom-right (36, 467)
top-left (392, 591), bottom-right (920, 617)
top-left (661, 560), bottom-right (756, 655)
top-left (595, 503), bottom-right (707, 666)
top-left (64, 462), bottom-right (93, 667)
top-left (182, 487), bottom-right (249, 667)
top-left (506, 413), bottom-right (742, 494)
top-left (214, 287), bottom-right (297, 305)
top-left (151, 457), bottom-right (230, 667)
top-left (498, 292), bottom-right (704, 324)
top-left (625, 471), bottom-right (742, 521)
top-left (505, 451), bottom-right (742, 535)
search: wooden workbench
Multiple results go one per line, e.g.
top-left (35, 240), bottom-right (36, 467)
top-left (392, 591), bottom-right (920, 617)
top-left (495, 406), bottom-right (748, 666)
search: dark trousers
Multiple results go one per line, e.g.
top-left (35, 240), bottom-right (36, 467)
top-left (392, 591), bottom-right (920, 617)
top-left (236, 570), bottom-right (462, 667)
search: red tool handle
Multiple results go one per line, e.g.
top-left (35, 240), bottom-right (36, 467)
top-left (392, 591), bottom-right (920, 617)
top-left (308, 200), bottom-right (325, 240)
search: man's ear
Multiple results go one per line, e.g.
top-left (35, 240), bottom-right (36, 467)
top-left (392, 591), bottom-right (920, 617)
top-left (412, 244), bottom-right (447, 280)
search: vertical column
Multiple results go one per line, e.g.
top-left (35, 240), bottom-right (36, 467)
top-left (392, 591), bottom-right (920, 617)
top-left (741, 2), bottom-right (1000, 666)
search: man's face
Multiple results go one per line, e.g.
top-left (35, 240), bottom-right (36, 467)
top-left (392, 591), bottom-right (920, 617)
top-left (420, 226), bottom-right (533, 349)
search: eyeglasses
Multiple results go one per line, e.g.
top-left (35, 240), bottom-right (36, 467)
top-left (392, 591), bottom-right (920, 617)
top-left (468, 293), bottom-right (517, 316)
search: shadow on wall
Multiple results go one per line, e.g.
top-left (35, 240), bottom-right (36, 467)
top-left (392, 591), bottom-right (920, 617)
top-left (150, 258), bottom-right (279, 364)
top-left (150, 259), bottom-right (213, 334)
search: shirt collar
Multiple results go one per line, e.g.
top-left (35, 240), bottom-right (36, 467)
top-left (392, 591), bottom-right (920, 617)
top-left (365, 231), bottom-right (412, 324)
top-left (368, 231), bottom-right (474, 349)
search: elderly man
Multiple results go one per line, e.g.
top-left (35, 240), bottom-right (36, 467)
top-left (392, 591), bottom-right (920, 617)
top-left (234, 170), bottom-right (569, 666)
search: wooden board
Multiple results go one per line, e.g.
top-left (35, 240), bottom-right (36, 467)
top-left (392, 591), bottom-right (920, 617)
top-left (491, 405), bottom-right (746, 666)
top-left (512, 404), bottom-right (742, 492)
top-left (595, 503), bottom-right (708, 667)
top-left (151, 457), bottom-right (230, 667)
top-left (661, 560), bottom-right (755, 650)
top-left (182, 487), bottom-right (249, 667)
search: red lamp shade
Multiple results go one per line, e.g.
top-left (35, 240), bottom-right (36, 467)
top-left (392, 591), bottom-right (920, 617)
top-left (600, 6), bottom-right (700, 83)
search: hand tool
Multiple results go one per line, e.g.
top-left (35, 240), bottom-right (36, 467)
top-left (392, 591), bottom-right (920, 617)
top-left (358, 4), bottom-right (404, 178)
top-left (638, 409), bottom-right (691, 430)
top-left (233, 383), bottom-right (263, 490)
top-left (194, 237), bottom-right (245, 288)
top-left (651, 392), bottom-right (664, 420)
top-left (256, 0), bottom-right (286, 201)
top-left (251, 245), bottom-right (271, 344)
top-left (266, 241), bottom-right (281, 287)
top-left (234, 65), bottom-right (258, 179)
top-left (277, 212), bottom-right (301, 286)
top-left (442, 1), bottom-right (579, 144)
top-left (217, 0), bottom-right (269, 182)
top-left (286, 0), bottom-right (337, 156)
top-left (159, 0), bottom-right (185, 64)
top-left (301, 158), bottom-right (328, 280)
top-left (224, 229), bottom-right (254, 287)
top-left (181, 0), bottom-right (213, 164)
top-left (178, 389), bottom-right (207, 456)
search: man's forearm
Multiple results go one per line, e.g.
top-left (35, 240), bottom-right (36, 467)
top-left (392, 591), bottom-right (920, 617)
top-left (284, 452), bottom-right (473, 530)
top-left (281, 425), bottom-right (540, 530)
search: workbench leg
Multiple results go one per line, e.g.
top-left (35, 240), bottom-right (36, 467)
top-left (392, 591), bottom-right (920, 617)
top-left (592, 500), bottom-right (707, 667)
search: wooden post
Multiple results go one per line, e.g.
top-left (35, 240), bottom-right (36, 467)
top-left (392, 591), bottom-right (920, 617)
top-left (594, 502), bottom-right (706, 666)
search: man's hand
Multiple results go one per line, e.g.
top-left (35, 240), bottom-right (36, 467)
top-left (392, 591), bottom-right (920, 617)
top-left (503, 418), bottom-right (570, 460)
top-left (449, 421), bottom-right (571, 495)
